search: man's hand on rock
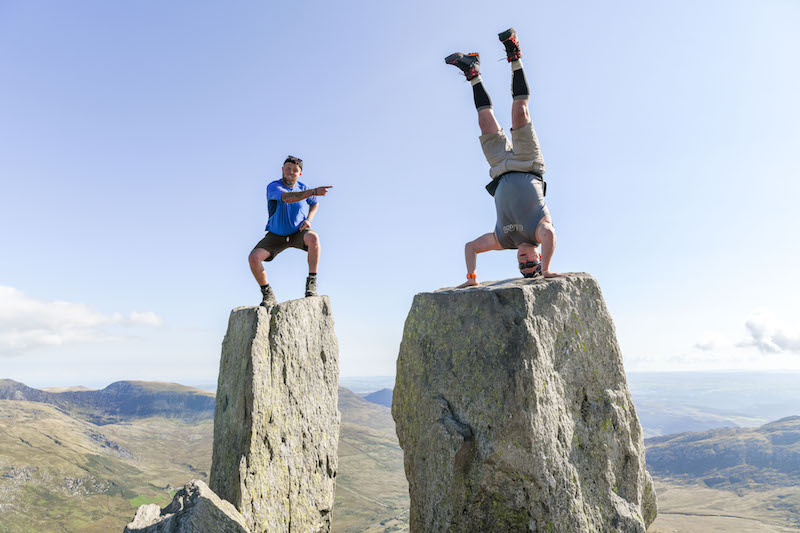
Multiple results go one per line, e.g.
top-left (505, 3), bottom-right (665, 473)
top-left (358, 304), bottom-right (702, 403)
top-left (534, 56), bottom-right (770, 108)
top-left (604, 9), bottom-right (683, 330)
top-left (457, 278), bottom-right (479, 289)
top-left (542, 270), bottom-right (573, 278)
top-left (313, 186), bottom-right (333, 196)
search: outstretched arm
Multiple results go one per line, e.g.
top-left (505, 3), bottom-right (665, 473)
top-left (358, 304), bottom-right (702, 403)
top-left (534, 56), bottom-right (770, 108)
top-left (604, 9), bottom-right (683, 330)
top-left (457, 232), bottom-right (503, 288)
top-left (282, 186), bottom-right (332, 203)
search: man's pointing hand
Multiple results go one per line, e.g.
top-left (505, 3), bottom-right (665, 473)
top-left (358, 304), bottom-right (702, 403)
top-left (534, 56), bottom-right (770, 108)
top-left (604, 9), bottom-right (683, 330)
top-left (313, 186), bottom-right (333, 196)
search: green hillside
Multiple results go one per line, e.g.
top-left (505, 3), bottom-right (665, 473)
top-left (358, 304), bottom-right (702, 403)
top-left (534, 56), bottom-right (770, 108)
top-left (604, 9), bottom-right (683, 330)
top-left (0, 382), bottom-right (407, 533)
top-left (6, 377), bottom-right (796, 532)
top-left (0, 400), bottom-right (212, 532)
top-left (646, 416), bottom-right (800, 488)
top-left (0, 379), bottom-right (214, 425)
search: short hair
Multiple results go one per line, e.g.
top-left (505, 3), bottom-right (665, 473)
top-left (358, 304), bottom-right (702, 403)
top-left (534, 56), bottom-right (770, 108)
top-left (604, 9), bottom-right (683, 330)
top-left (284, 155), bottom-right (303, 170)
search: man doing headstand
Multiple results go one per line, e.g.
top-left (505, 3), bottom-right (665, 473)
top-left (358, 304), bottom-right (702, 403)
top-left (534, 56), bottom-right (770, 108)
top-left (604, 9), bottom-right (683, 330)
top-left (445, 28), bottom-right (567, 288)
top-left (248, 155), bottom-right (332, 306)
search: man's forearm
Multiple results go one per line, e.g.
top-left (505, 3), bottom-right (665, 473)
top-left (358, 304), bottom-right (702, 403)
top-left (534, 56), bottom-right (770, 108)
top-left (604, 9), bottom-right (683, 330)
top-left (539, 225), bottom-right (556, 273)
top-left (307, 203), bottom-right (319, 222)
top-left (281, 189), bottom-right (316, 203)
top-left (464, 242), bottom-right (478, 275)
top-left (464, 232), bottom-right (502, 275)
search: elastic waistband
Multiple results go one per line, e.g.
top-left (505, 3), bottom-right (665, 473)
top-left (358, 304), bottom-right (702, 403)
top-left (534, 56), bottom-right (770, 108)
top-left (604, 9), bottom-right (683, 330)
top-left (496, 170), bottom-right (543, 181)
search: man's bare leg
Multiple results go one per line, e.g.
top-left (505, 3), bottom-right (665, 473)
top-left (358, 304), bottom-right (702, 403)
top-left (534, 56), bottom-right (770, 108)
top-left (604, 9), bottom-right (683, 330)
top-left (500, 27), bottom-right (532, 131)
top-left (248, 248), bottom-right (277, 306)
top-left (509, 53), bottom-right (531, 129)
top-left (511, 98), bottom-right (531, 130)
top-left (445, 52), bottom-right (501, 135)
top-left (304, 231), bottom-right (320, 274)
top-left (478, 108), bottom-right (501, 135)
top-left (248, 248), bottom-right (270, 285)
top-left (303, 231), bottom-right (320, 297)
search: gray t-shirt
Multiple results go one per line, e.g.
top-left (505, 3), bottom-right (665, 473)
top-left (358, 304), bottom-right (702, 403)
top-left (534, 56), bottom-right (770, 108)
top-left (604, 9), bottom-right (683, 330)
top-left (493, 172), bottom-right (550, 249)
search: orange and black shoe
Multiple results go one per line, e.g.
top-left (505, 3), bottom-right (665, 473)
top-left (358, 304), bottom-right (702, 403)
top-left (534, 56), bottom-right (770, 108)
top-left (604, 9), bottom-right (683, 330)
top-left (444, 52), bottom-right (481, 81)
top-left (498, 28), bottom-right (522, 62)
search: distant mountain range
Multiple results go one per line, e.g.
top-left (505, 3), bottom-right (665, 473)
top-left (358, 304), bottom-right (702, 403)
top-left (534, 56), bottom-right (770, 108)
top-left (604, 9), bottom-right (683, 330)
top-left (0, 378), bottom-right (214, 425)
top-left (354, 372), bottom-right (800, 438)
top-left (360, 388), bottom-right (392, 408)
top-left (646, 416), bottom-right (800, 489)
top-left (3, 377), bottom-right (799, 532)
top-left (0, 379), bottom-right (407, 533)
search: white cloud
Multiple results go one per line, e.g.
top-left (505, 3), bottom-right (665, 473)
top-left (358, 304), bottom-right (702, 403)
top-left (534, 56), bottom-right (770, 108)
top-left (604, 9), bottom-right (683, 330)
top-left (129, 311), bottom-right (163, 327)
top-left (693, 331), bottom-right (731, 352)
top-left (737, 308), bottom-right (800, 354)
top-left (629, 310), bottom-right (800, 372)
top-left (0, 286), bottom-right (163, 356)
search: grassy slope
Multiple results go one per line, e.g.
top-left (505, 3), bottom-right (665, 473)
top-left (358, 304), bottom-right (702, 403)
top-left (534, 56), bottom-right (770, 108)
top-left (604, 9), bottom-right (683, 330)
top-left (334, 388), bottom-right (408, 532)
top-left (648, 478), bottom-right (800, 532)
top-left (0, 388), bottom-right (408, 533)
top-left (0, 400), bottom-right (214, 533)
top-left (4, 383), bottom-right (798, 533)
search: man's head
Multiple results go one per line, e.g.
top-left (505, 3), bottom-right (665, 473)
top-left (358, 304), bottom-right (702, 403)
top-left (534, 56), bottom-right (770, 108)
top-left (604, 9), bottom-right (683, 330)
top-left (282, 155), bottom-right (303, 184)
top-left (517, 243), bottom-right (541, 278)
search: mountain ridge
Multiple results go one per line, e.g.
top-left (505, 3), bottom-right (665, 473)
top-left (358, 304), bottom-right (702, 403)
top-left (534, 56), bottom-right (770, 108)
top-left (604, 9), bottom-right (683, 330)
top-left (645, 415), bottom-right (800, 489)
top-left (0, 378), bottom-right (214, 425)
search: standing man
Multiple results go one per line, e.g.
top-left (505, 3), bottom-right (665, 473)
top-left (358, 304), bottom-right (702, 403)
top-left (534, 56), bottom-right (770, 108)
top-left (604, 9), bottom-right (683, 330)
top-left (445, 28), bottom-right (568, 288)
top-left (248, 155), bottom-right (332, 306)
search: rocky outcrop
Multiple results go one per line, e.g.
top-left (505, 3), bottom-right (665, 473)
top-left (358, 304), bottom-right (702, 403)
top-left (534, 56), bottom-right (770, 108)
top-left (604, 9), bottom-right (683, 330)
top-left (124, 480), bottom-right (250, 532)
top-left (393, 275), bottom-right (657, 532)
top-left (210, 298), bottom-right (340, 533)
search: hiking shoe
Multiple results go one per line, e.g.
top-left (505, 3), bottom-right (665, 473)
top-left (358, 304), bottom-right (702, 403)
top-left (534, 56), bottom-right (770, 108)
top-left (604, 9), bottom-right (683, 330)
top-left (305, 276), bottom-right (317, 297)
top-left (498, 28), bottom-right (522, 62)
top-left (260, 285), bottom-right (277, 307)
top-left (444, 52), bottom-right (481, 81)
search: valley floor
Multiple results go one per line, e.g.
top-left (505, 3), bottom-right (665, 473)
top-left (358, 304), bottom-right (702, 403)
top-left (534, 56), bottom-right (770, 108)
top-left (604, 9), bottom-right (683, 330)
top-left (648, 478), bottom-right (800, 532)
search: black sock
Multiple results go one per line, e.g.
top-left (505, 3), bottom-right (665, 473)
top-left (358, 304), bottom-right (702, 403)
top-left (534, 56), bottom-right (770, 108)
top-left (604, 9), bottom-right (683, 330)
top-left (512, 67), bottom-right (529, 99)
top-left (308, 273), bottom-right (317, 277)
top-left (472, 81), bottom-right (492, 110)
top-left (260, 284), bottom-right (270, 290)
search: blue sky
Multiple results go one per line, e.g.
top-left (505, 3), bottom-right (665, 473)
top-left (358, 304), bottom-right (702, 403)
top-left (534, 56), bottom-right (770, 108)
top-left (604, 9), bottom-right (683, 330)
top-left (1, 0), bottom-right (799, 387)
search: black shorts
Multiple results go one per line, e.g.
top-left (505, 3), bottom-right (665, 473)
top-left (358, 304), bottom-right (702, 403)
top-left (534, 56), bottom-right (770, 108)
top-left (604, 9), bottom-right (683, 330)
top-left (252, 230), bottom-right (312, 261)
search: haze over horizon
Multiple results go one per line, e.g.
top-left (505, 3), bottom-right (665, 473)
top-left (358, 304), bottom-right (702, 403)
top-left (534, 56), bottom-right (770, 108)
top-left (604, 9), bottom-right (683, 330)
top-left (2, 1), bottom-right (799, 386)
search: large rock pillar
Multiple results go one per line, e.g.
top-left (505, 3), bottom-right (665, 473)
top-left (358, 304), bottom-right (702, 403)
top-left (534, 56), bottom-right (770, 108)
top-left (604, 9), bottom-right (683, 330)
top-left (392, 275), bottom-right (657, 532)
top-left (210, 297), bottom-right (340, 533)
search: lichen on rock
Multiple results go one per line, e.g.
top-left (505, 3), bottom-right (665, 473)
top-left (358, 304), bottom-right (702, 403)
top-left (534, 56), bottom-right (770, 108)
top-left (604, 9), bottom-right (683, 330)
top-left (392, 275), bottom-right (657, 532)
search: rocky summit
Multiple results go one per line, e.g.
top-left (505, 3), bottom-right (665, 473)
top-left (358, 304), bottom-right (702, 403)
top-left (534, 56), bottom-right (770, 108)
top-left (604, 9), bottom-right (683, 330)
top-left (392, 275), bottom-right (657, 532)
top-left (124, 480), bottom-right (249, 532)
top-left (210, 297), bottom-right (340, 533)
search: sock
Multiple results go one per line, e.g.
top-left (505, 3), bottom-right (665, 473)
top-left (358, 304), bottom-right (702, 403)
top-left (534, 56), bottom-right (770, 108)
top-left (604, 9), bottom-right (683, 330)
top-left (471, 76), bottom-right (492, 111)
top-left (308, 273), bottom-right (317, 277)
top-left (260, 284), bottom-right (269, 289)
top-left (511, 61), bottom-right (529, 100)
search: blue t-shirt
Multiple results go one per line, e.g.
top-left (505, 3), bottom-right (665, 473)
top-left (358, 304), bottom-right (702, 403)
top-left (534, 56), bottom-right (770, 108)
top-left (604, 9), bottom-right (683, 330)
top-left (265, 179), bottom-right (318, 236)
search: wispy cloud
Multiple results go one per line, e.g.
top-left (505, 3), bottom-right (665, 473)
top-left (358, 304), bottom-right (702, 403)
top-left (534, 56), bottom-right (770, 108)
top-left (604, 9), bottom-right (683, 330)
top-left (693, 331), bottom-right (731, 352)
top-left (128, 311), bottom-right (163, 327)
top-left (690, 309), bottom-right (800, 356)
top-left (631, 309), bottom-right (800, 372)
top-left (0, 286), bottom-right (163, 356)
top-left (737, 308), bottom-right (800, 354)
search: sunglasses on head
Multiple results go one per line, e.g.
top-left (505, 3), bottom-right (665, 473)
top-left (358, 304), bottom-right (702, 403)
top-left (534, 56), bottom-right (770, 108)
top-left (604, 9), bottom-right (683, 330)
top-left (284, 156), bottom-right (303, 166)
